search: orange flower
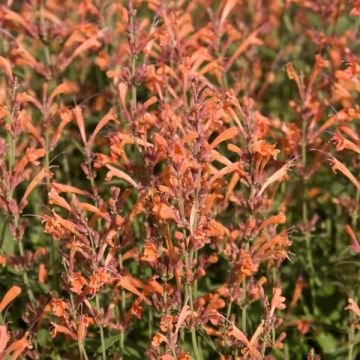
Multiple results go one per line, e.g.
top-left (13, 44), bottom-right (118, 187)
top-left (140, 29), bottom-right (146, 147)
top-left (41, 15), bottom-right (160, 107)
top-left (0, 286), bottom-right (21, 313)
top-left (141, 243), bottom-right (159, 263)
top-left (0, 56), bottom-right (13, 83)
top-left (151, 332), bottom-right (167, 348)
top-left (152, 202), bottom-right (177, 221)
top-left (251, 140), bottom-right (280, 160)
top-left (345, 298), bottom-right (360, 318)
top-left (52, 299), bottom-right (68, 318)
top-left (238, 250), bottom-right (258, 278)
top-left (69, 272), bottom-right (87, 294)
top-left (270, 287), bottom-right (286, 317)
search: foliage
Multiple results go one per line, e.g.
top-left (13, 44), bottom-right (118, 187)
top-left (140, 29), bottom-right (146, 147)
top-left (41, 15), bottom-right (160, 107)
top-left (0, 0), bottom-right (359, 359)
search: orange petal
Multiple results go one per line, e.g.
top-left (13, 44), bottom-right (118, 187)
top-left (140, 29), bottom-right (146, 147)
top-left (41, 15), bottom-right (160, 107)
top-left (105, 164), bottom-right (139, 188)
top-left (208, 126), bottom-right (238, 151)
top-left (20, 168), bottom-right (50, 210)
top-left (0, 56), bottom-right (13, 83)
top-left (0, 286), bottom-right (21, 313)
top-left (74, 106), bottom-right (87, 145)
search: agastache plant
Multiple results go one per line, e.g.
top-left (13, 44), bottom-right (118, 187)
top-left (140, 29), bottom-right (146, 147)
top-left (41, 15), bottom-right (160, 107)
top-left (0, 1), bottom-right (359, 359)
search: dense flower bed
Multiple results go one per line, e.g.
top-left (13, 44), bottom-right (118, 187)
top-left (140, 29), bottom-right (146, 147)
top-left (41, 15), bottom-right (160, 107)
top-left (0, 1), bottom-right (359, 359)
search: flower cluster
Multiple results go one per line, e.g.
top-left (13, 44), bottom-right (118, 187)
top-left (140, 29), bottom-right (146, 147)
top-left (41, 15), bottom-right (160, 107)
top-left (0, 1), bottom-right (359, 359)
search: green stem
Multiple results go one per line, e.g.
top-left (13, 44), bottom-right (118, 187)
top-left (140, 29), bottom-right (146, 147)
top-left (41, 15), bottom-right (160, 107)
top-left (8, 104), bottom-right (35, 306)
top-left (189, 169), bottom-right (202, 358)
top-left (242, 242), bottom-right (249, 334)
top-left (0, 218), bottom-right (6, 251)
top-left (242, 279), bottom-right (247, 334)
top-left (301, 115), bottom-right (317, 314)
top-left (40, 0), bottom-right (51, 67)
top-left (352, 191), bottom-right (359, 228)
top-left (83, 148), bottom-right (105, 359)
top-left (148, 307), bottom-right (153, 338)
top-left (96, 295), bottom-right (107, 360)
top-left (18, 236), bottom-right (35, 305)
top-left (118, 254), bottom-right (125, 360)
top-left (80, 343), bottom-right (89, 360)
top-left (188, 284), bottom-right (201, 360)
top-left (226, 301), bottom-right (232, 319)
top-left (184, 252), bottom-right (201, 360)
top-left (129, 5), bottom-right (137, 114)
top-left (348, 191), bottom-right (359, 359)
top-left (191, 327), bottom-right (202, 360)
top-left (44, 131), bottom-right (56, 283)
top-left (348, 323), bottom-right (354, 360)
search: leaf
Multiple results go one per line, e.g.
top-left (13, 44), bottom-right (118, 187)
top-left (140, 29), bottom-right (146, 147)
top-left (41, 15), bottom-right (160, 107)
top-left (0, 218), bottom-right (14, 255)
top-left (96, 335), bottom-right (119, 354)
top-left (315, 332), bottom-right (336, 354)
top-left (123, 347), bottom-right (142, 359)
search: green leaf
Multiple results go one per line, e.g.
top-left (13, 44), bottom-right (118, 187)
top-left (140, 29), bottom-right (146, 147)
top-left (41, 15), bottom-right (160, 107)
top-left (123, 347), bottom-right (142, 358)
top-left (315, 332), bottom-right (337, 354)
top-left (96, 335), bottom-right (119, 354)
